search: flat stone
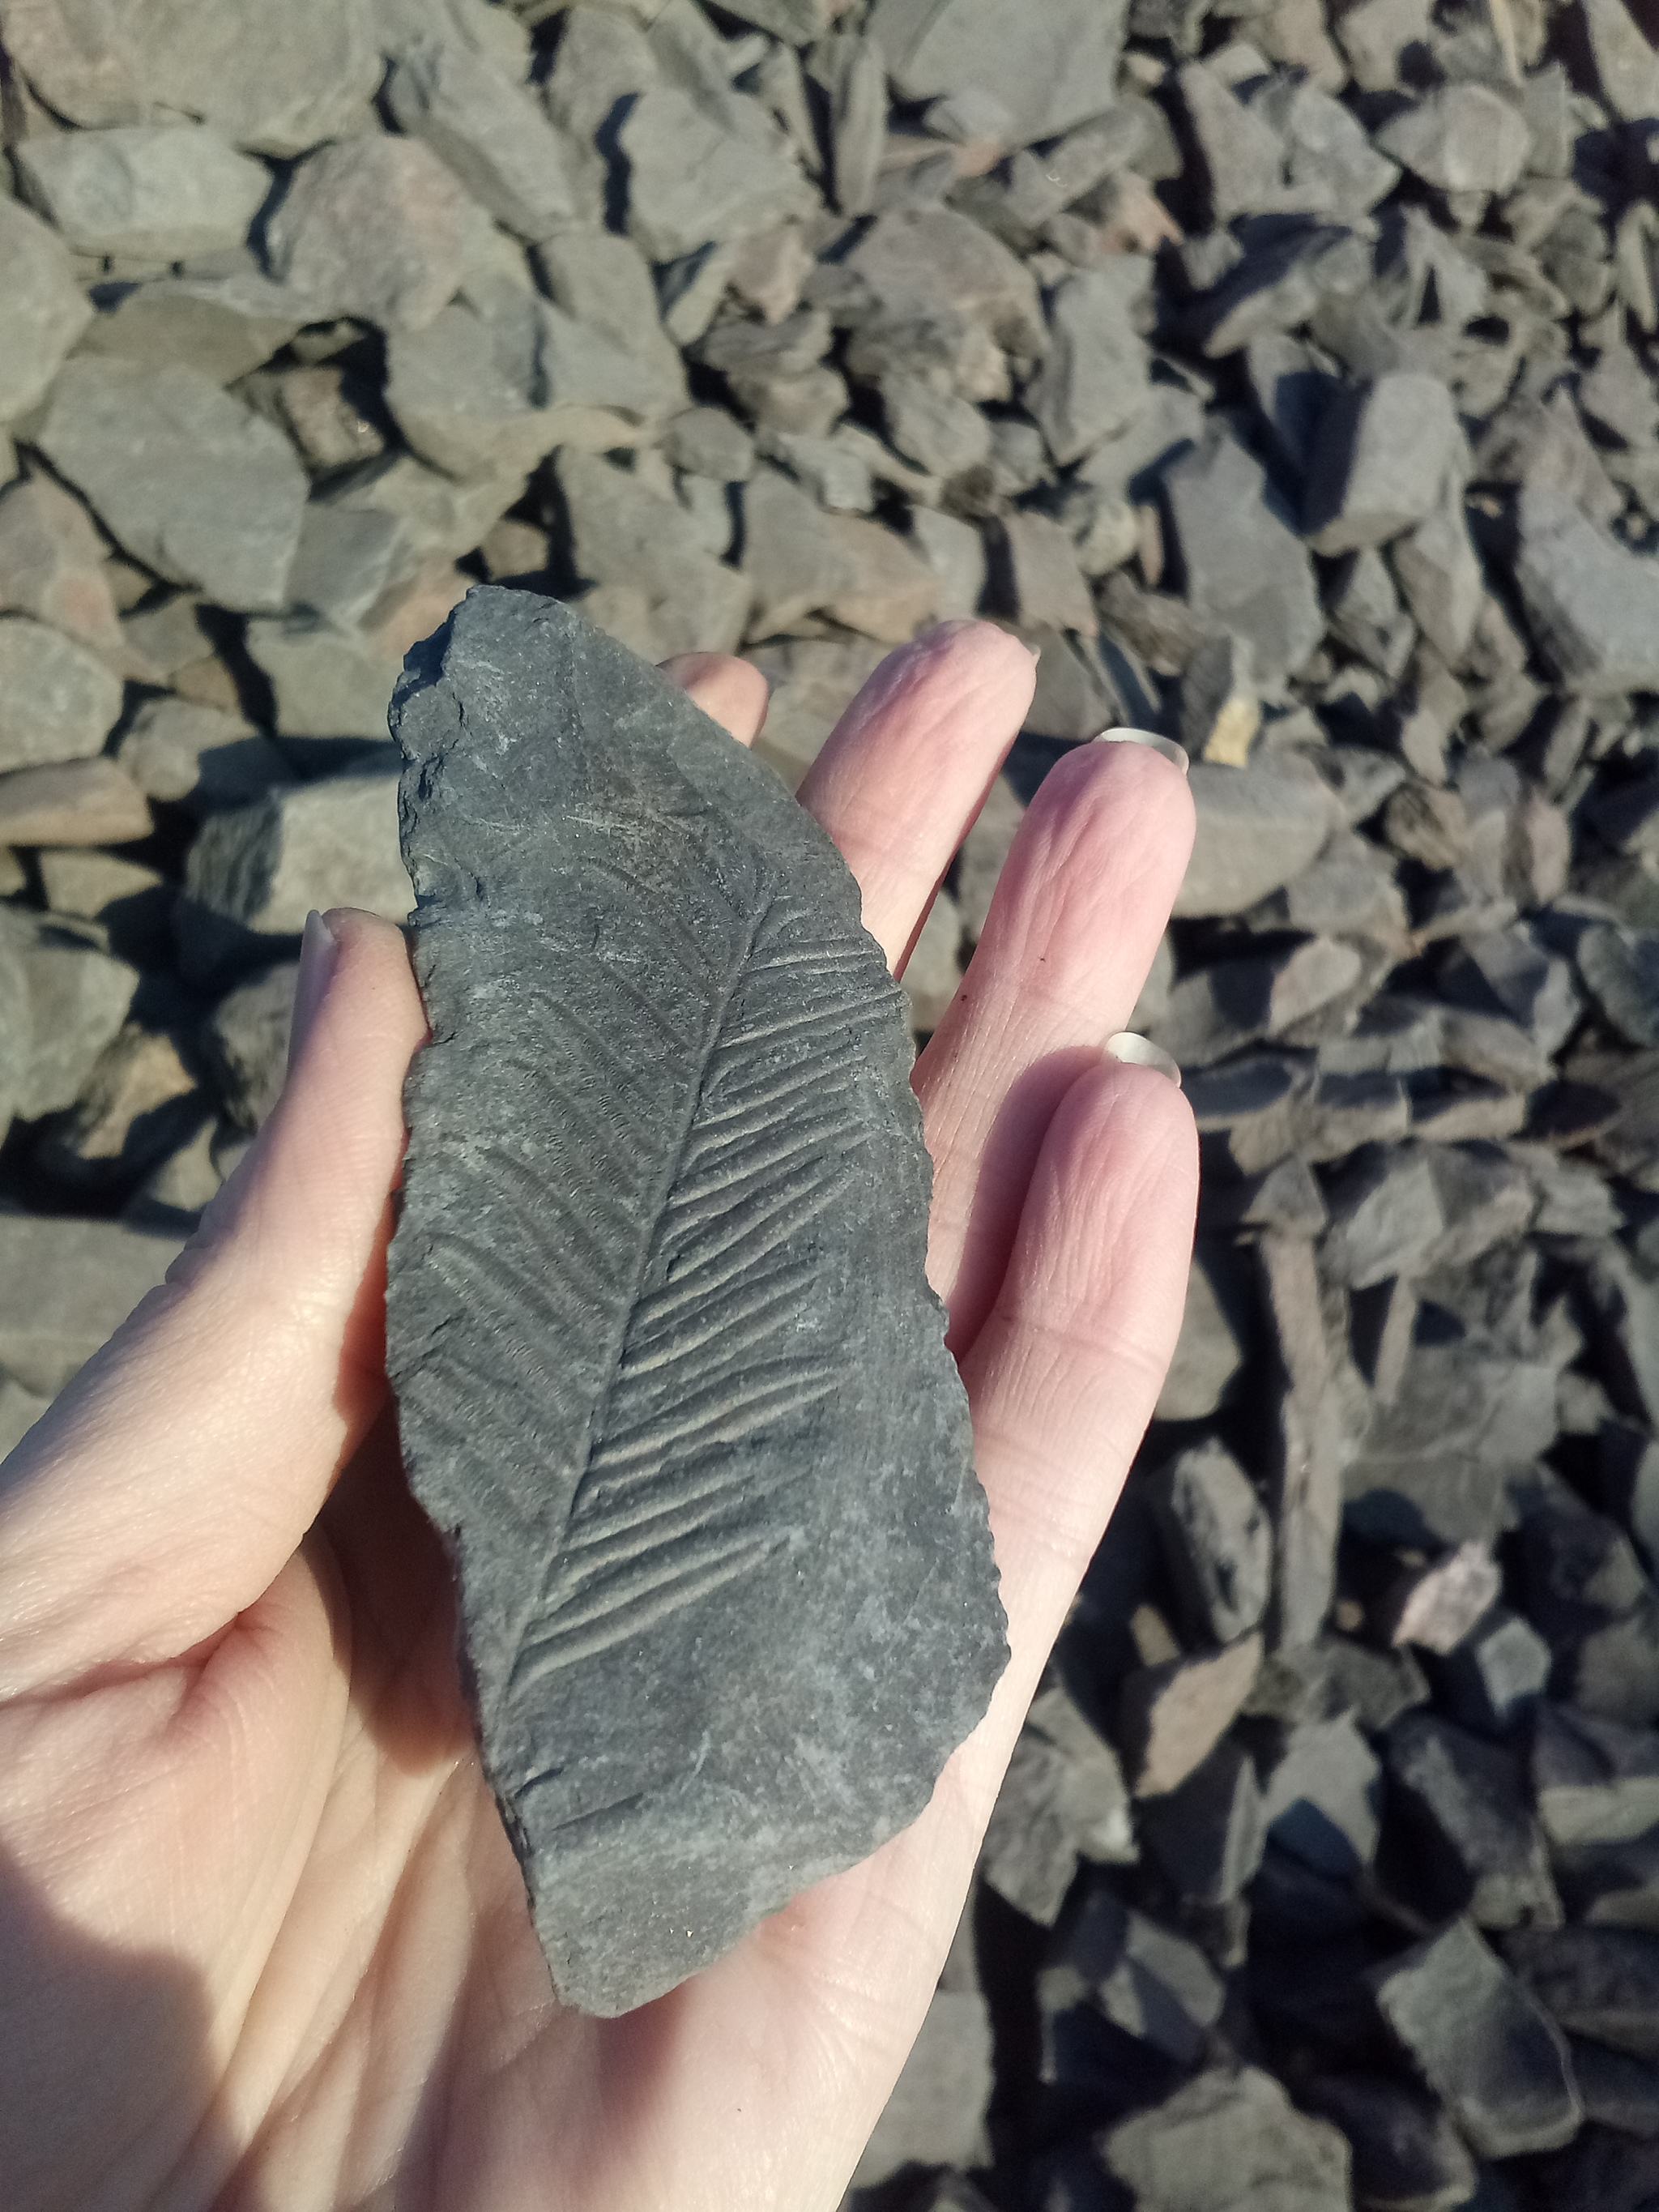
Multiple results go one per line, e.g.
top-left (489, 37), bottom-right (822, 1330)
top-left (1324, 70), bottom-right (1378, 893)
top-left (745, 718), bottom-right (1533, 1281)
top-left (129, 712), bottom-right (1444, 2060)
top-left (0, 758), bottom-right (151, 847)
top-left (34, 1023), bottom-right (203, 1195)
top-left (868, 0), bottom-right (1127, 147)
top-left (876, 374), bottom-right (990, 480)
top-left (1394, 486), bottom-right (1483, 665)
top-left (386, 283), bottom-right (672, 480)
top-left (1322, 1145), bottom-right (1445, 1290)
top-left (0, 476), bottom-right (126, 665)
top-left (1162, 429), bottom-right (1324, 691)
top-left (199, 960), bottom-right (300, 1133)
top-left (384, 588), bottom-right (1005, 2016)
top-left (1510, 482), bottom-right (1659, 697)
top-left (1174, 62), bottom-right (1288, 224)
top-left (558, 450), bottom-right (751, 660)
top-left (740, 465), bottom-right (860, 639)
top-left (0, 1212), bottom-right (182, 1400)
top-left (36, 359), bottom-right (307, 613)
top-left (618, 84), bottom-right (810, 264)
top-left (15, 124), bottom-right (270, 263)
top-left (1436, 1608), bottom-right (1554, 1739)
top-left (665, 407), bottom-right (755, 484)
top-left (37, 849), bottom-right (169, 954)
top-left (982, 1689), bottom-right (1135, 1924)
top-left (75, 262), bottom-right (307, 385)
top-left (0, 912), bottom-right (139, 1129)
top-left (177, 766), bottom-right (408, 979)
top-left (837, 207), bottom-right (1047, 369)
top-left (1303, 374), bottom-right (1461, 556)
top-left (1577, 0), bottom-right (1659, 122)
top-left (1118, 1632), bottom-right (1264, 1798)
top-left (0, 617), bottom-right (123, 774)
top-left (386, 36), bottom-right (578, 241)
top-left (821, 514), bottom-right (939, 645)
top-left (0, 0), bottom-right (380, 155)
top-left (1152, 1438), bottom-right (1273, 1646)
top-left (1385, 1713), bottom-right (1561, 1930)
top-left (534, 229), bottom-right (687, 421)
top-left (1042, 1886), bottom-right (1224, 2065)
top-left (120, 698), bottom-right (288, 826)
top-left (1509, 1926), bottom-right (1659, 2061)
top-left (1026, 258), bottom-right (1152, 467)
top-left (1555, 1827), bottom-right (1659, 1930)
top-left (1139, 1738), bottom-right (1266, 1902)
top-left (1375, 83), bottom-right (1534, 195)
top-left (248, 364), bottom-right (386, 475)
top-left (243, 617), bottom-right (398, 747)
top-left (1572, 2039), bottom-right (1659, 2135)
top-left (1155, 1238), bottom-right (1246, 1419)
top-left (265, 135), bottom-right (471, 334)
top-left (0, 195), bottom-right (94, 423)
top-left (1299, 2073), bottom-right (1478, 2212)
top-left (1256, 1710), bottom-right (1383, 1877)
top-left (1176, 754), bottom-right (1335, 919)
top-left (1371, 1918), bottom-right (1581, 2159)
top-left (1376, 1540), bottom-right (1504, 1655)
top-left (1102, 2065), bottom-right (1351, 2212)
top-left (1580, 926), bottom-right (1659, 1049)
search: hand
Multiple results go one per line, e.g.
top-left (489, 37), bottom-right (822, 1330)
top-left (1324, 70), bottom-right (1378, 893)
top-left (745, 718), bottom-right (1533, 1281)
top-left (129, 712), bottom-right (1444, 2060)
top-left (0, 618), bottom-right (1196, 2212)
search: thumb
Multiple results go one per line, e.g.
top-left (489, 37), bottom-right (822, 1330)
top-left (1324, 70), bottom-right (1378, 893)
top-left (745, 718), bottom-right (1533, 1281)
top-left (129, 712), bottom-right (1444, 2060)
top-left (0, 909), bottom-right (427, 1698)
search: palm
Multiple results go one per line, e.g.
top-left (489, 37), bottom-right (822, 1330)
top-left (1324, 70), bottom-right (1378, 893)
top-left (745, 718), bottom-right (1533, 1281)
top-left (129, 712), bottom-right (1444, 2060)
top-left (0, 623), bottom-right (1196, 2212)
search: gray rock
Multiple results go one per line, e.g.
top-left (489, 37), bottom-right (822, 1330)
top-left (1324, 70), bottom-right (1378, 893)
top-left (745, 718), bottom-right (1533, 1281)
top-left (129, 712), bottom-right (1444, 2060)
top-left (0, 757), bottom-right (153, 848)
top-left (1299, 2074), bottom-right (1478, 2212)
top-left (1162, 429), bottom-right (1324, 692)
top-left (1509, 1925), bottom-right (1659, 2061)
top-left (619, 85), bottom-right (810, 264)
top-left (558, 450), bottom-right (751, 660)
top-left (1102, 2065), bottom-right (1351, 2211)
top-left (200, 961), bottom-right (300, 1133)
top-left (868, 0), bottom-right (1128, 147)
top-left (37, 850), bottom-right (171, 959)
top-left (1555, 1826), bottom-right (1659, 1929)
top-left (1510, 482), bottom-right (1659, 697)
top-left (1156, 1239), bottom-right (1246, 1419)
top-left (1519, 1505), bottom-right (1659, 1727)
top-left (0, 912), bottom-right (139, 1128)
top-left (837, 207), bottom-right (1047, 372)
top-left (245, 363), bottom-right (386, 475)
top-left (0, 617), bottom-right (123, 774)
top-left (1160, 938), bottom-right (1364, 1070)
top-left (36, 359), bottom-right (307, 613)
top-left (15, 124), bottom-right (270, 263)
top-left (1152, 1438), bottom-right (1273, 1646)
top-left (1580, 926), bottom-right (1659, 1049)
top-left (177, 766), bottom-right (408, 979)
top-left (386, 37), bottom-right (578, 240)
top-left (1042, 1886), bottom-right (1224, 2065)
top-left (740, 465), bottom-right (860, 639)
top-left (244, 617), bottom-right (398, 746)
top-left (851, 1988), bottom-right (992, 2185)
top-left (0, 196), bottom-right (95, 423)
top-left (1385, 1713), bottom-right (1562, 1930)
top-left (1175, 754), bottom-right (1335, 919)
top-left (388, 286), bottom-right (671, 481)
top-left (74, 261), bottom-right (308, 385)
top-left (1571, 2039), bottom-right (1659, 2137)
top-left (1259, 1713), bottom-right (1380, 1881)
top-left (120, 694), bottom-right (289, 822)
top-left (1577, 0), bottom-right (1659, 122)
top-left (982, 1689), bottom-right (1135, 1924)
top-left (385, 589), bottom-right (1005, 2015)
top-left (534, 230), bottom-right (688, 420)
top-left (0, 475), bottom-right (126, 665)
top-left (1371, 1918), bottom-right (1581, 2159)
top-left (0, 1212), bottom-right (183, 1400)
top-left (1375, 1540), bottom-right (1503, 1655)
top-left (664, 407), bottom-right (755, 484)
top-left (1437, 1608), bottom-right (1554, 1739)
top-left (1439, 929), bottom-right (1580, 1058)
top-left (1303, 374), bottom-right (1461, 555)
top-left (1118, 1632), bottom-right (1264, 1798)
top-left (1174, 61), bottom-right (1288, 224)
top-left (1375, 83), bottom-right (1534, 195)
top-left (265, 135), bottom-right (471, 334)
top-left (0, 0), bottom-right (380, 155)
top-left (877, 374), bottom-right (990, 480)
top-left (1139, 1738), bottom-right (1266, 1902)
top-left (1321, 1145), bottom-right (1446, 1290)
top-left (1026, 258), bottom-right (1152, 467)
top-left (34, 1024), bottom-right (204, 1196)
top-left (1393, 485), bottom-right (1484, 666)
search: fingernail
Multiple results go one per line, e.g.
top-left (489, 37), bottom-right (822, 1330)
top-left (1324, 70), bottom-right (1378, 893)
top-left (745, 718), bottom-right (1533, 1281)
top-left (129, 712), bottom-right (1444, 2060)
top-left (1107, 1031), bottom-right (1182, 1085)
top-left (288, 909), bottom-right (339, 1070)
top-left (1094, 726), bottom-right (1190, 775)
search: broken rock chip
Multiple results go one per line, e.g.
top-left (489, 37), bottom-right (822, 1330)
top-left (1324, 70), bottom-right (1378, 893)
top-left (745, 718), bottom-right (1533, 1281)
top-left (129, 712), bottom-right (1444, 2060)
top-left (386, 589), bottom-right (1004, 2015)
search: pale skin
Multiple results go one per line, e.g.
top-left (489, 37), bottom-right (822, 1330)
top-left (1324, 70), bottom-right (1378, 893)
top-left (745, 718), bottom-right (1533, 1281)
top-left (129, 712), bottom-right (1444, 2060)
top-left (0, 618), bottom-right (1197, 2212)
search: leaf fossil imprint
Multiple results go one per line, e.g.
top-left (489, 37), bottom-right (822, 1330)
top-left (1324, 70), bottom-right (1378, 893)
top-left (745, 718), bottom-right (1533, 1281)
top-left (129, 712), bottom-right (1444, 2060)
top-left (386, 588), bottom-right (1006, 2016)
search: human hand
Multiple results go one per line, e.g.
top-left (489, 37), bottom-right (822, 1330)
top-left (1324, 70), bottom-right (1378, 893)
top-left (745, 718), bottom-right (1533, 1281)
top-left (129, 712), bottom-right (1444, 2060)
top-left (0, 617), bottom-right (1196, 2212)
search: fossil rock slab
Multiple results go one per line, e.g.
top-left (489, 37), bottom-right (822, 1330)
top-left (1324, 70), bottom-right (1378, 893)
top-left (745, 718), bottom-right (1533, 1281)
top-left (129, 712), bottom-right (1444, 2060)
top-left (386, 587), bottom-right (1004, 2016)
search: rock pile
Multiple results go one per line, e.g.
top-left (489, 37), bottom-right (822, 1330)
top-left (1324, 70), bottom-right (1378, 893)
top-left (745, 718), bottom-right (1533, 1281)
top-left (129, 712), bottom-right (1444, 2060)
top-left (6, 0), bottom-right (1659, 2201)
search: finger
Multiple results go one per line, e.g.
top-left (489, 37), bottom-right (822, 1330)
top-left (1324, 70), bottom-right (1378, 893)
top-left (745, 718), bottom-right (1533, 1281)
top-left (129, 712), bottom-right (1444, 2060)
top-left (916, 737), bottom-right (1194, 1354)
top-left (795, 621), bottom-right (1035, 972)
top-left (0, 908), bottom-right (425, 1696)
top-left (659, 653), bottom-right (770, 746)
top-left (653, 1059), bottom-right (1197, 2203)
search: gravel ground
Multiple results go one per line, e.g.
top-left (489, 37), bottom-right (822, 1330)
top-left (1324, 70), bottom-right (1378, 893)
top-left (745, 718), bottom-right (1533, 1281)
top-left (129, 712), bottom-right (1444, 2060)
top-left (9, 0), bottom-right (1659, 2204)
